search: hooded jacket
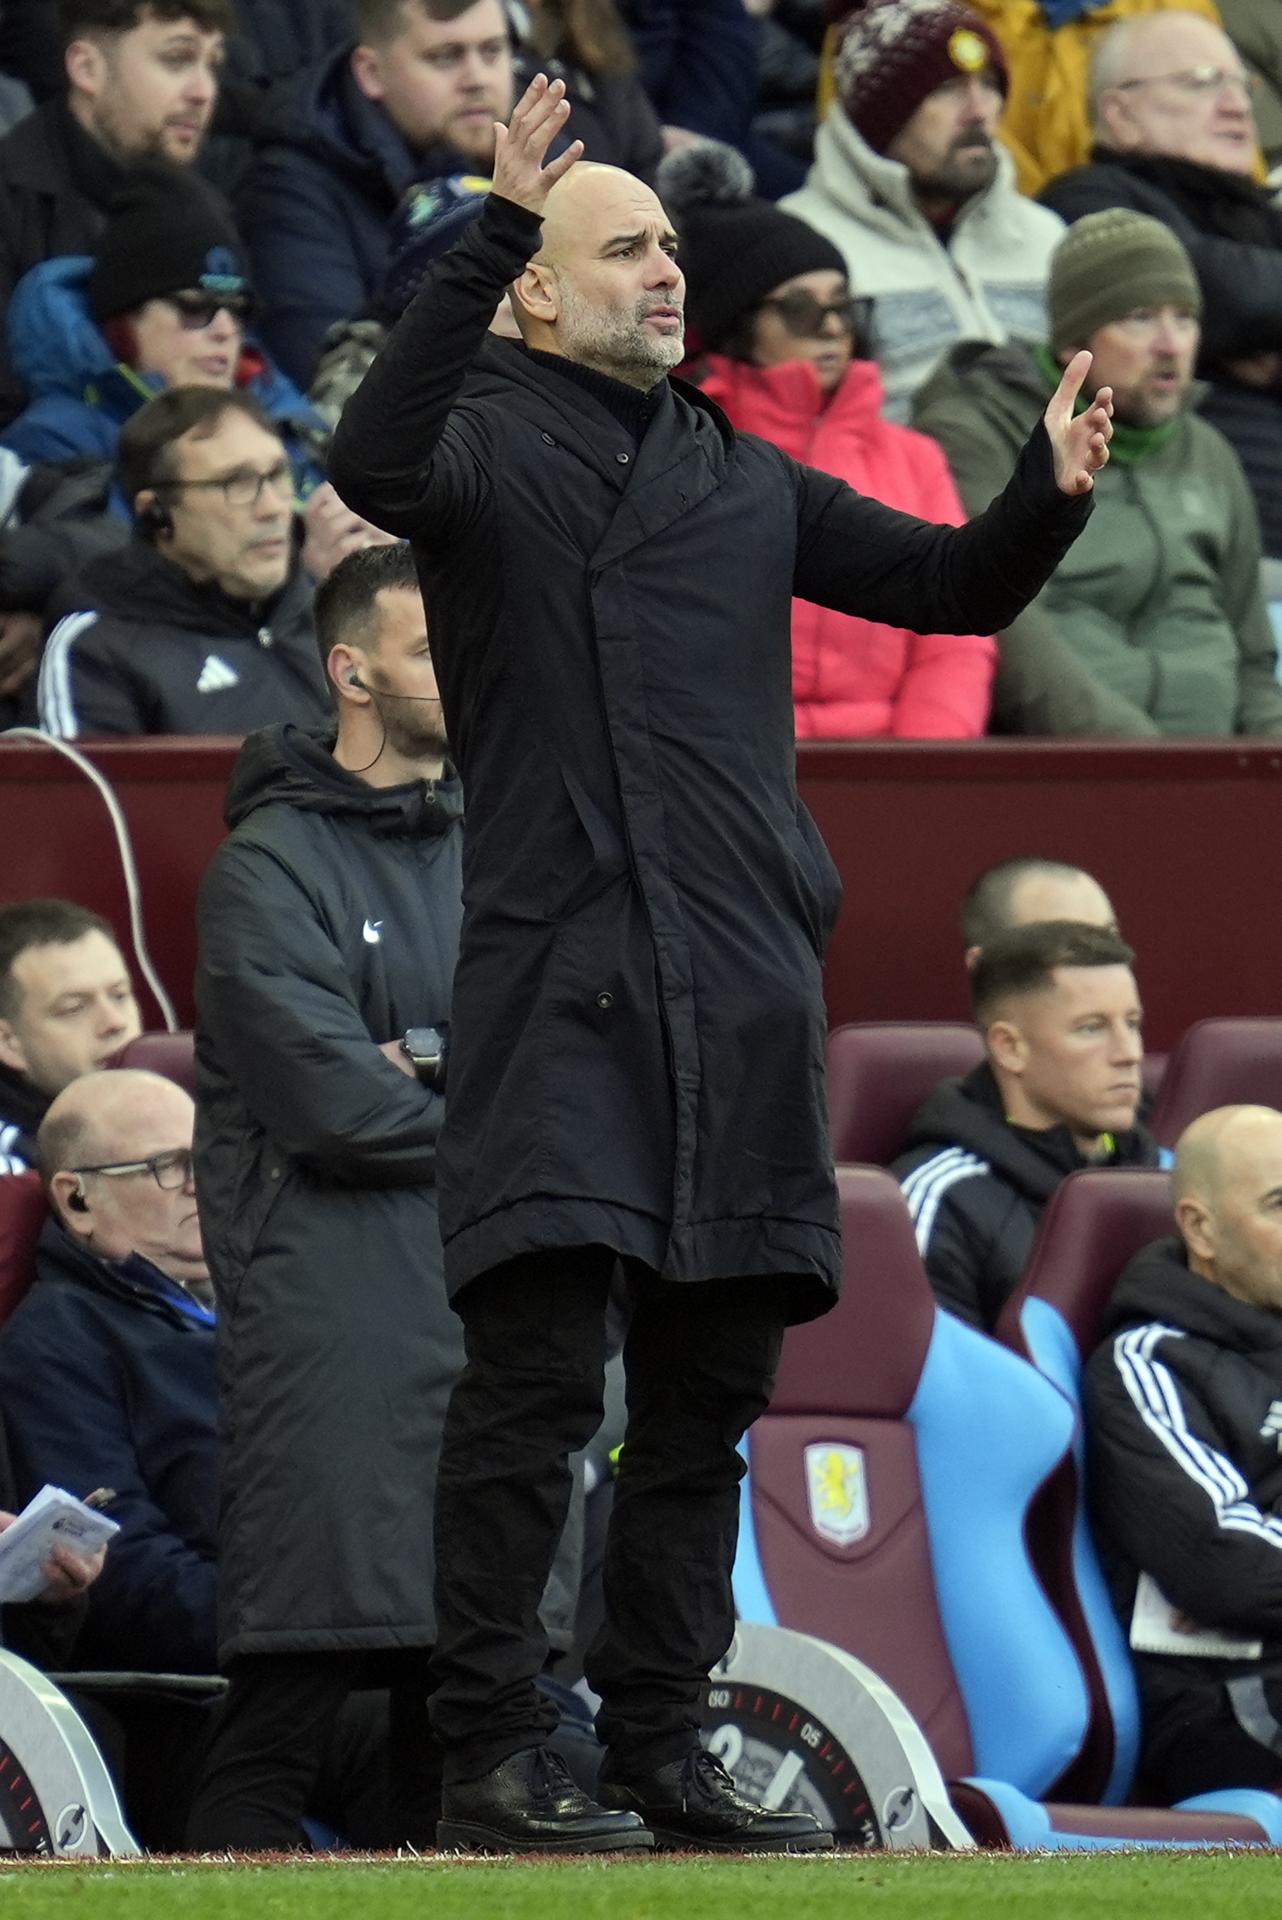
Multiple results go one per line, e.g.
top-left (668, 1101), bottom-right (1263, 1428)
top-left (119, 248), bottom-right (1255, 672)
top-left (35, 538), bottom-right (329, 740)
top-left (697, 353), bottom-right (994, 739)
top-left (1041, 148), bottom-right (1282, 559)
top-left (329, 192), bottom-right (1092, 1315)
top-left (0, 1217), bottom-right (218, 1673)
top-left (0, 255), bottom-right (328, 496)
top-left (913, 337), bottom-right (1282, 738)
top-left (893, 1061), bottom-right (1160, 1330)
top-left (193, 722), bottom-right (470, 1658)
top-left (780, 104), bottom-right (1063, 420)
top-left (241, 45), bottom-right (520, 385)
top-left (1085, 1238), bottom-right (1282, 1797)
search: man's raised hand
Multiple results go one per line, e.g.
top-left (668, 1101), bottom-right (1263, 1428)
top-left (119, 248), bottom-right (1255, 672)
top-left (492, 74), bottom-right (584, 216)
top-left (1045, 349), bottom-right (1113, 497)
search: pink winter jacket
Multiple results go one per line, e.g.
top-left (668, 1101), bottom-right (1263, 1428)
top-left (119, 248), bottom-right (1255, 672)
top-left (698, 355), bottom-right (996, 739)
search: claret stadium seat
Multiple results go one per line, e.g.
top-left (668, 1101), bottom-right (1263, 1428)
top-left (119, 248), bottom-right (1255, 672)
top-left (1147, 1017), bottom-right (1282, 1149)
top-left (0, 1171), bottom-right (44, 1327)
top-left (825, 1023), bottom-right (983, 1166)
top-left (992, 1168), bottom-right (1231, 1816)
top-left (112, 1031), bottom-right (196, 1096)
top-left (734, 1165), bottom-right (1282, 1848)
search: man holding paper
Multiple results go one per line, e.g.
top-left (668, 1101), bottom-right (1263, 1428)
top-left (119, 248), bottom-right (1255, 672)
top-left (0, 1422), bottom-right (105, 1665)
top-left (1086, 1103), bottom-right (1282, 1802)
top-left (0, 1067), bottom-right (217, 1676)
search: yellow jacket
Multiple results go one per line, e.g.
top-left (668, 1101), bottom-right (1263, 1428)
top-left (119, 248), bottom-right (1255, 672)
top-left (819, 0), bottom-right (1224, 198)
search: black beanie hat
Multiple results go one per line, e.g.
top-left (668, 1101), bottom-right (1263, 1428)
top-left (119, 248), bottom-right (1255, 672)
top-left (658, 142), bottom-right (847, 349)
top-left (89, 161), bottom-right (252, 323)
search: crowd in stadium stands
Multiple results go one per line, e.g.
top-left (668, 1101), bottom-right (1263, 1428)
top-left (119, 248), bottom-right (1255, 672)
top-left (5, 0), bottom-right (1282, 1854)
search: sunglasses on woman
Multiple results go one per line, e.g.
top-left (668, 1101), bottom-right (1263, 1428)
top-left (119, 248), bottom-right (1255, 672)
top-left (756, 291), bottom-right (861, 339)
top-left (165, 289), bottom-right (257, 329)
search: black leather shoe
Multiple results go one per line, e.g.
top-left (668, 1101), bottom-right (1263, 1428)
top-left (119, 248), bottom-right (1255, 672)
top-left (437, 1746), bottom-right (654, 1855)
top-left (598, 1748), bottom-right (834, 1853)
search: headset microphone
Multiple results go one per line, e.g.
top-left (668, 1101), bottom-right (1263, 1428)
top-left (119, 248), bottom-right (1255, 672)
top-left (347, 672), bottom-right (441, 702)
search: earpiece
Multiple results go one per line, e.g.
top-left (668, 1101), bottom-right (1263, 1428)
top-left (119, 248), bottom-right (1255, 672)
top-left (67, 1185), bottom-right (88, 1214)
top-left (138, 499), bottom-right (174, 539)
top-left (347, 671), bottom-right (367, 691)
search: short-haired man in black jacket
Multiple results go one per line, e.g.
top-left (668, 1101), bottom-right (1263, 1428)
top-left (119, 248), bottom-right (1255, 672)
top-left (37, 387), bottom-right (329, 739)
top-left (895, 919), bottom-right (1160, 1330)
top-left (0, 899), bottom-right (141, 1173)
top-left (1087, 1103), bottom-right (1282, 1801)
top-left (187, 543), bottom-right (480, 1850)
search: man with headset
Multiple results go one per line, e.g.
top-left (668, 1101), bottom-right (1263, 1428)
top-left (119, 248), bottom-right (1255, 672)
top-left (37, 385), bottom-right (329, 739)
top-left (188, 544), bottom-right (590, 1848)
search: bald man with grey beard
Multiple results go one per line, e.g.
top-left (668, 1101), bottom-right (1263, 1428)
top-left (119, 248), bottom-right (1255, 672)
top-left (331, 71), bottom-right (1113, 1855)
top-left (1087, 1104), bottom-right (1282, 1802)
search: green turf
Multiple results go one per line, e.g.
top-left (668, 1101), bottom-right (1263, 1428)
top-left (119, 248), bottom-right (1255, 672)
top-left (0, 1852), bottom-right (1280, 1919)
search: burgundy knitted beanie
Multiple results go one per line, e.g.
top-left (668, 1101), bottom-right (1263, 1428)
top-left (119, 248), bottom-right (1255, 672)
top-left (834, 0), bottom-right (1008, 156)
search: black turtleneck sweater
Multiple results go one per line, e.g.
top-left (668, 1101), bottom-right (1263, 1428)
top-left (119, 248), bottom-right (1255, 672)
top-left (519, 344), bottom-right (668, 444)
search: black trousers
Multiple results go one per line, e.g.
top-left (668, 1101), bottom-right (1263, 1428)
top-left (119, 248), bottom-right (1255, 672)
top-left (185, 1650), bottom-right (436, 1851)
top-left (429, 1246), bottom-right (789, 1783)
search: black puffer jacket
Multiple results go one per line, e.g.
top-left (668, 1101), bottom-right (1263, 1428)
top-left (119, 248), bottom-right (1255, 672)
top-left (194, 723), bottom-right (468, 1660)
top-left (330, 193), bottom-right (1093, 1319)
top-left (35, 540), bottom-right (328, 739)
top-left (1086, 1239), bottom-right (1282, 1798)
top-left (893, 1062), bottom-right (1160, 1330)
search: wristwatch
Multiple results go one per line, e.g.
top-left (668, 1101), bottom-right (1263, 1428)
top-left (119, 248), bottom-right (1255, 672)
top-left (401, 1024), bottom-right (449, 1091)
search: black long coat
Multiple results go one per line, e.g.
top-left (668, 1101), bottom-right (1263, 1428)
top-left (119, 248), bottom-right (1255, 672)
top-left (329, 195), bottom-right (1091, 1320)
top-left (193, 724), bottom-right (464, 1659)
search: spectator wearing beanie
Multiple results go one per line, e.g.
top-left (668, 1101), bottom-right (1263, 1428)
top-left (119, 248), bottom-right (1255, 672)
top-left (0, 161), bottom-right (329, 502)
top-left (1041, 10), bottom-right (1282, 561)
top-left (912, 208), bottom-right (1282, 738)
top-left (665, 140), bottom-right (994, 740)
top-left (816, 0), bottom-right (1223, 197)
top-left (308, 173), bottom-right (503, 432)
top-left (783, 0), bottom-right (1064, 420)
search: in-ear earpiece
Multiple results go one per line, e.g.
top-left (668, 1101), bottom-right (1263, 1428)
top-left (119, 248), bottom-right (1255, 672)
top-left (347, 671), bottom-right (367, 691)
top-left (139, 499), bottom-right (173, 538)
top-left (67, 1185), bottom-right (89, 1214)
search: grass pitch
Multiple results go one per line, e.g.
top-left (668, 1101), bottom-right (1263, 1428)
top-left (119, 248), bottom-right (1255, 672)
top-left (0, 1851), bottom-right (1279, 1919)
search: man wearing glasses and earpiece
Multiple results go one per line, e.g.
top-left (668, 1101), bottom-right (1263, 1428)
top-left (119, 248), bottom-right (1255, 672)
top-left (37, 386), bottom-right (333, 740)
top-left (0, 1065), bottom-right (217, 1691)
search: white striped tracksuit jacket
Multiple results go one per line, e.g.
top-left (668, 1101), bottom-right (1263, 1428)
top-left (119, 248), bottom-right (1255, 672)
top-left (1085, 1238), bottom-right (1282, 1784)
top-left (892, 1061), bottom-right (1157, 1331)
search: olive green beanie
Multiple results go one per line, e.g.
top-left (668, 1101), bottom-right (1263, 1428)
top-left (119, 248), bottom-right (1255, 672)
top-left (1048, 209), bottom-right (1202, 352)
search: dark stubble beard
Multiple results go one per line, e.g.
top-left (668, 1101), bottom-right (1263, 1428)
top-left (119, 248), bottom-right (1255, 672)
top-left (381, 705), bottom-right (451, 767)
top-left (913, 136), bottom-right (998, 204)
